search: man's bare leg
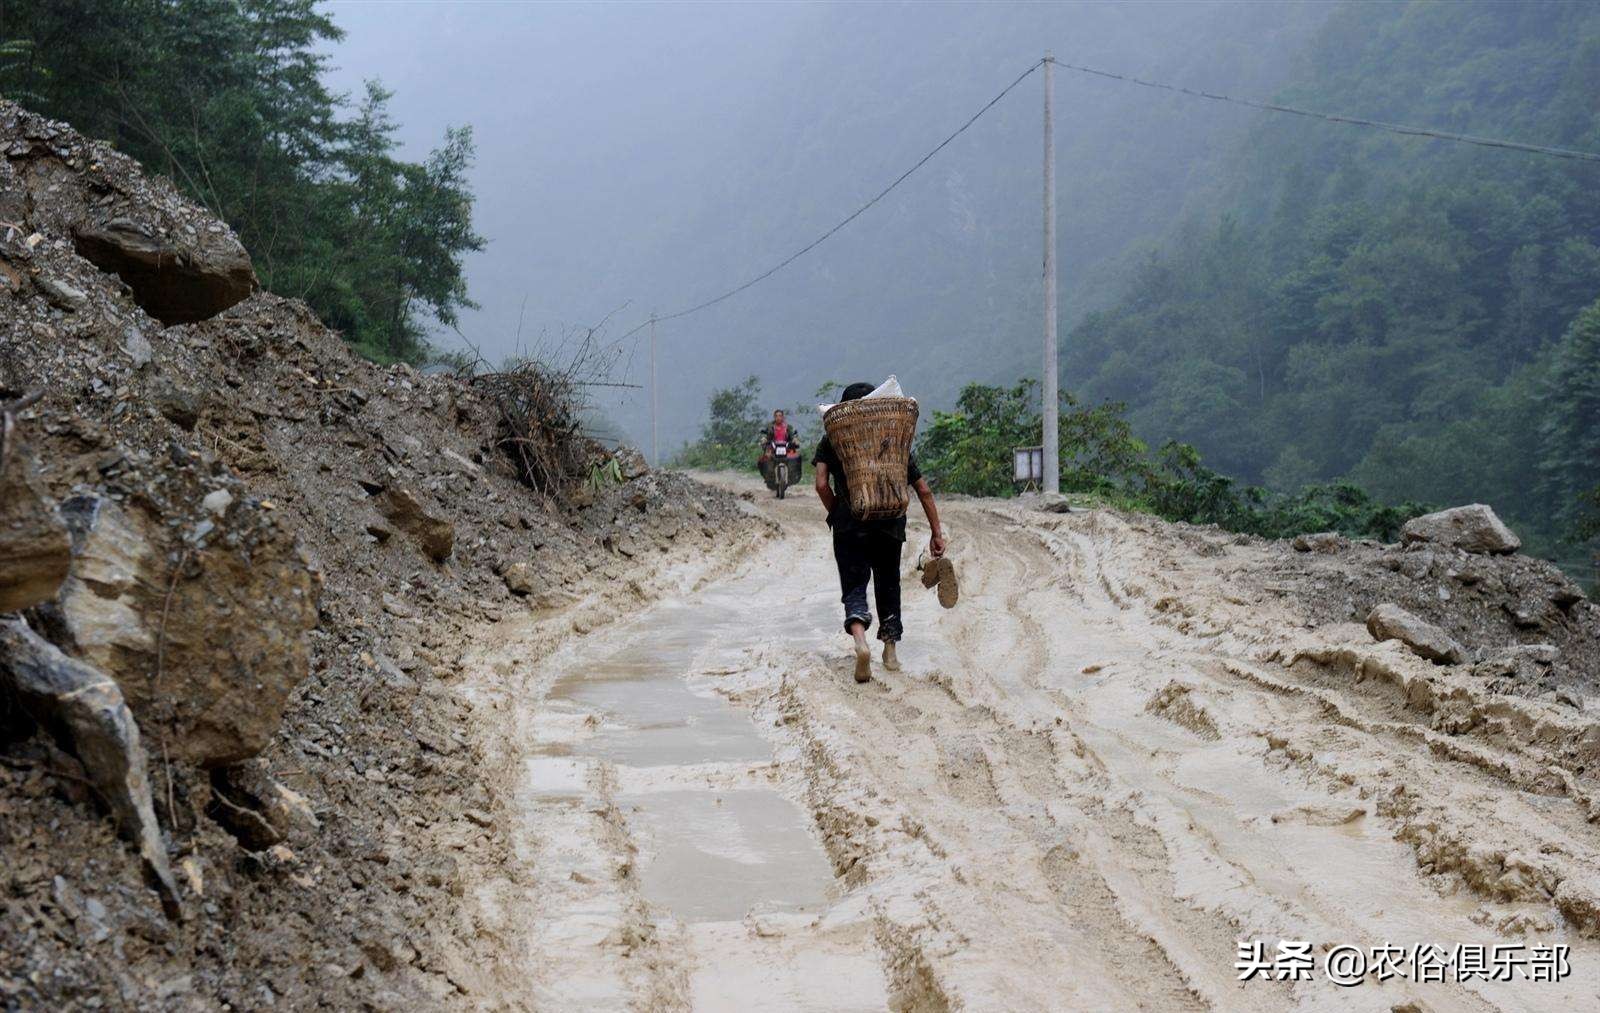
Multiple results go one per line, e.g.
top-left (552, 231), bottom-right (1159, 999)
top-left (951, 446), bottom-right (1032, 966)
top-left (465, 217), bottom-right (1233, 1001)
top-left (881, 640), bottom-right (901, 672)
top-left (849, 621), bottom-right (872, 683)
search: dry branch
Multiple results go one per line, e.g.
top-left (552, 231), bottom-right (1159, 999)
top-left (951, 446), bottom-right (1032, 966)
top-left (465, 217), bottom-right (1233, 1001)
top-left (469, 320), bottom-right (623, 497)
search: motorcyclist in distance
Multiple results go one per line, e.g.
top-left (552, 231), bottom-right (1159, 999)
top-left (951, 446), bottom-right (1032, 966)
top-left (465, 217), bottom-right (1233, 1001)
top-left (762, 409), bottom-right (798, 454)
top-left (761, 409), bottom-right (801, 497)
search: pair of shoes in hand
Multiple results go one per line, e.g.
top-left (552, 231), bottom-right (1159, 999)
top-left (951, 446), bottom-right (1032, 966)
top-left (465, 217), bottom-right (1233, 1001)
top-left (919, 555), bottom-right (958, 609)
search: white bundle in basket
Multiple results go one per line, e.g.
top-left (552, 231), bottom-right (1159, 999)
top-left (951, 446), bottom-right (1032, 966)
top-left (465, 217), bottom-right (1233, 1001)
top-left (817, 375), bottom-right (914, 415)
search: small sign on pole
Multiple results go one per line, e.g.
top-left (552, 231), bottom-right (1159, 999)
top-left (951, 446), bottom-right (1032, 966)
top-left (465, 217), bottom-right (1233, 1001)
top-left (1013, 445), bottom-right (1044, 490)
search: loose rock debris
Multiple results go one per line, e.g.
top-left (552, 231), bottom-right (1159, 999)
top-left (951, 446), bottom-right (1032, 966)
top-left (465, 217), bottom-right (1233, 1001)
top-left (0, 100), bottom-right (754, 1009)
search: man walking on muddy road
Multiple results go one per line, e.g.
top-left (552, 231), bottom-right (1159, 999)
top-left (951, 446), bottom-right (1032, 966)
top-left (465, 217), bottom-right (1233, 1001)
top-left (813, 382), bottom-right (952, 683)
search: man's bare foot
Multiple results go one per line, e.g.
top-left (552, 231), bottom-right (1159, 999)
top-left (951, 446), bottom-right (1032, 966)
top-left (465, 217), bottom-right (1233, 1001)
top-left (853, 642), bottom-right (873, 683)
top-left (882, 641), bottom-right (901, 672)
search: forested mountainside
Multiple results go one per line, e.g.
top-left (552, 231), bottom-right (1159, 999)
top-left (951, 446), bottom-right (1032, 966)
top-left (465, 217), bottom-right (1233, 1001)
top-left (1066, 0), bottom-right (1600, 561)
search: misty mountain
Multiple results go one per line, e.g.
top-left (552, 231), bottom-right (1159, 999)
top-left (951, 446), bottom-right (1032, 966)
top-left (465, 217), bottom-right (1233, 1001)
top-left (320, 1), bottom-right (1327, 451)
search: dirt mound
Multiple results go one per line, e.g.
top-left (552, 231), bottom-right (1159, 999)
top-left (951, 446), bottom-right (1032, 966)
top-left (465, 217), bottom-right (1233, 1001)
top-left (0, 100), bottom-right (753, 1009)
top-left (1254, 533), bottom-right (1598, 696)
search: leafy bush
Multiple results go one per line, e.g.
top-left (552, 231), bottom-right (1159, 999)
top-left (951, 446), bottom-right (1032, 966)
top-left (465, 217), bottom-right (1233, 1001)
top-left (915, 380), bottom-right (1040, 497)
top-left (916, 378), bottom-right (1150, 498)
top-left (920, 380), bottom-right (1429, 541)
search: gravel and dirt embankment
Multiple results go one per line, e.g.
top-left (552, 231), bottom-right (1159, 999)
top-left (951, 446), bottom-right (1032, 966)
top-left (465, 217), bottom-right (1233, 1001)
top-left (0, 99), bottom-right (762, 1010)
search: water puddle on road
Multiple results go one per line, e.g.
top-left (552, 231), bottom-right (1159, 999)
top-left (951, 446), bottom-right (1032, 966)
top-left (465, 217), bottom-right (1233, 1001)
top-left (536, 603), bottom-right (835, 923)
top-left (623, 789), bottom-right (834, 922)
top-left (519, 559), bottom-right (888, 1010)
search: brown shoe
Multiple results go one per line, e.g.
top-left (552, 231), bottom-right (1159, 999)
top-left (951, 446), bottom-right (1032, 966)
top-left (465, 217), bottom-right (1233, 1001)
top-left (853, 642), bottom-right (873, 683)
top-left (922, 557), bottom-right (958, 608)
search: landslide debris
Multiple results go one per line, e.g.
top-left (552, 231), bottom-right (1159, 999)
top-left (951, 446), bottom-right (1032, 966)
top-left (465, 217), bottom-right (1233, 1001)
top-left (1366, 603), bottom-right (1468, 665)
top-left (0, 618), bottom-right (179, 917)
top-left (1401, 503), bottom-right (1522, 555)
top-left (1236, 510), bottom-right (1597, 696)
top-left (0, 99), bottom-right (752, 1010)
top-left (0, 421), bottom-right (69, 612)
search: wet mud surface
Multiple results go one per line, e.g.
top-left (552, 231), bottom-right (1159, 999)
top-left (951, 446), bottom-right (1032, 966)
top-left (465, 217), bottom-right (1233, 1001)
top-left (454, 476), bottom-right (1600, 1011)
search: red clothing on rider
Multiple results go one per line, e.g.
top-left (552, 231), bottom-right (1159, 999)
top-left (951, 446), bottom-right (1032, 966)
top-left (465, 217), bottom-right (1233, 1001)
top-left (762, 421), bottom-right (798, 456)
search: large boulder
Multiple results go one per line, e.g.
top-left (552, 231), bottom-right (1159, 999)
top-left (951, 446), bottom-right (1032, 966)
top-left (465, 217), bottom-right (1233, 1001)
top-left (0, 618), bottom-right (180, 917)
top-left (1292, 531), bottom-right (1347, 554)
top-left (50, 489), bottom-right (318, 766)
top-left (1400, 504), bottom-right (1521, 555)
top-left (374, 485), bottom-right (455, 562)
top-left (1366, 603), bottom-right (1467, 665)
top-left (0, 430), bottom-right (70, 612)
top-left (73, 217), bottom-right (256, 325)
top-left (503, 561), bottom-right (539, 596)
top-left (0, 102), bottom-right (256, 327)
top-left (615, 446), bottom-right (650, 481)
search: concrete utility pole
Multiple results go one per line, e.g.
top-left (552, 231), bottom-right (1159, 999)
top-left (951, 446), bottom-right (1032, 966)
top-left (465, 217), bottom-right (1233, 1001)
top-left (1041, 53), bottom-right (1060, 494)
top-left (649, 313), bottom-right (659, 467)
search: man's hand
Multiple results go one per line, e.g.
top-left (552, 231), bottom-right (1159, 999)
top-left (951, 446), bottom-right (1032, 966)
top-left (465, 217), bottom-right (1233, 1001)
top-left (913, 477), bottom-right (944, 557)
top-left (815, 461), bottom-right (836, 515)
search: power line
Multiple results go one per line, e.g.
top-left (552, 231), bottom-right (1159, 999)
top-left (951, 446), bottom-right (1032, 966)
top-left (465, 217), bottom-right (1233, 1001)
top-left (1053, 59), bottom-right (1600, 165)
top-left (612, 55), bottom-right (1600, 354)
top-left (607, 58), bottom-right (1046, 348)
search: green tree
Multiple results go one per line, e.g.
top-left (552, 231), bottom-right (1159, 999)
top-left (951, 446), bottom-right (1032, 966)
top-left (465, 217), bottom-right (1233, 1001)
top-left (1540, 299), bottom-right (1600, 549)
top-left (1061, 1), bottom-right (1600, 563)
top-left (915, 379), bottom-right (1151, 499)
top-left (916, 380), bottom-right (1039, 497)
top-left (918, 379), bottom-right (1427, 541)
top-left (0, 0), bottom-right (482, 363)
top-left (319, 83), bottom-right (483, 361)
top-left (672, 376), bottom-right (765, 470)
top-left (1576, 486), bottom-right (1600, 543)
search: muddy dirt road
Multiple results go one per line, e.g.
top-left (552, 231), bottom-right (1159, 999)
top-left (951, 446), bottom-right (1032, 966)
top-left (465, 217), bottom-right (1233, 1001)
top-left (457, 476), bottom-right (1600, 1011)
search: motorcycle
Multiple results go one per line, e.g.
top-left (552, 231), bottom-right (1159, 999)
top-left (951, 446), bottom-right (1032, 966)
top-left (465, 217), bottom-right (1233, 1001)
top-left (769, 439), bottom-right (796, 498)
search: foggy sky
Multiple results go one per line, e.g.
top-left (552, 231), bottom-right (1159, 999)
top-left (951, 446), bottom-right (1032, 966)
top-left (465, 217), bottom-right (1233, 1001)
top-left (322, 0), bottom-right (1327, 454)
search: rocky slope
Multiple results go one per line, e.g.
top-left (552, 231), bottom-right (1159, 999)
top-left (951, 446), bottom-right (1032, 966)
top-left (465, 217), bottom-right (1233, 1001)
top-left (0, 100), bottom-right (755, 1009)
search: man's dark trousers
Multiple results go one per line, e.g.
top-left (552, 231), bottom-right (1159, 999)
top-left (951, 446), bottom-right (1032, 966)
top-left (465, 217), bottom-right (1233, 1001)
top-left (833, 526), bottom-right (903, 642)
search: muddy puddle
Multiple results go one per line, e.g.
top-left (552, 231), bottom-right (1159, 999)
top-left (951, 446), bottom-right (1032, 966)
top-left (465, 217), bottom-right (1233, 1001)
top-left (510, 540), bottom-right (890, 1009)
top-left (537, 602), bottom-right (837, 923)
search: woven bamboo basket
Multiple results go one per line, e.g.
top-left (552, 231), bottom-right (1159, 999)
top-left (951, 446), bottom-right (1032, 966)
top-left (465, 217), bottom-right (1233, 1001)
top-left (823, 397), bottom-right (919, 519)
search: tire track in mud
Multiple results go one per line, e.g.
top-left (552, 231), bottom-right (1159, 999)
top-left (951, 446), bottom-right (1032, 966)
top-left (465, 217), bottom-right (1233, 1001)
top-left (937, 512), bottom-right (1244, 1009)
top-left (455, 479), bottom-right (1600, 1011)
top-left (838, 502), bottom-right (1587, 1004)
top-left (1017, 507), bottom-right (1600, 1009)
top-left (1032, 510), bottom-right (1600, 944)
top-left (768, 510), bottom-right (1224, 1010)
top-left (747, 494), bottom-right (1541, 1009)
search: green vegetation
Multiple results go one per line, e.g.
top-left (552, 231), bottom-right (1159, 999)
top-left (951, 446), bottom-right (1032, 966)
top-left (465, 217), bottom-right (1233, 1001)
top-left (1066, 1), bottom-right (1600, 565)
top-left (916, 379), bottom-right (1143, 499)
top-left (0, 0), bottom-right (482, 363)
top-left (671, 376), bottom-right (767, 470)
top-left (916, 380), bottom-right (1428, 541)
top-left (676, 374), bottom-right (1427, 542)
